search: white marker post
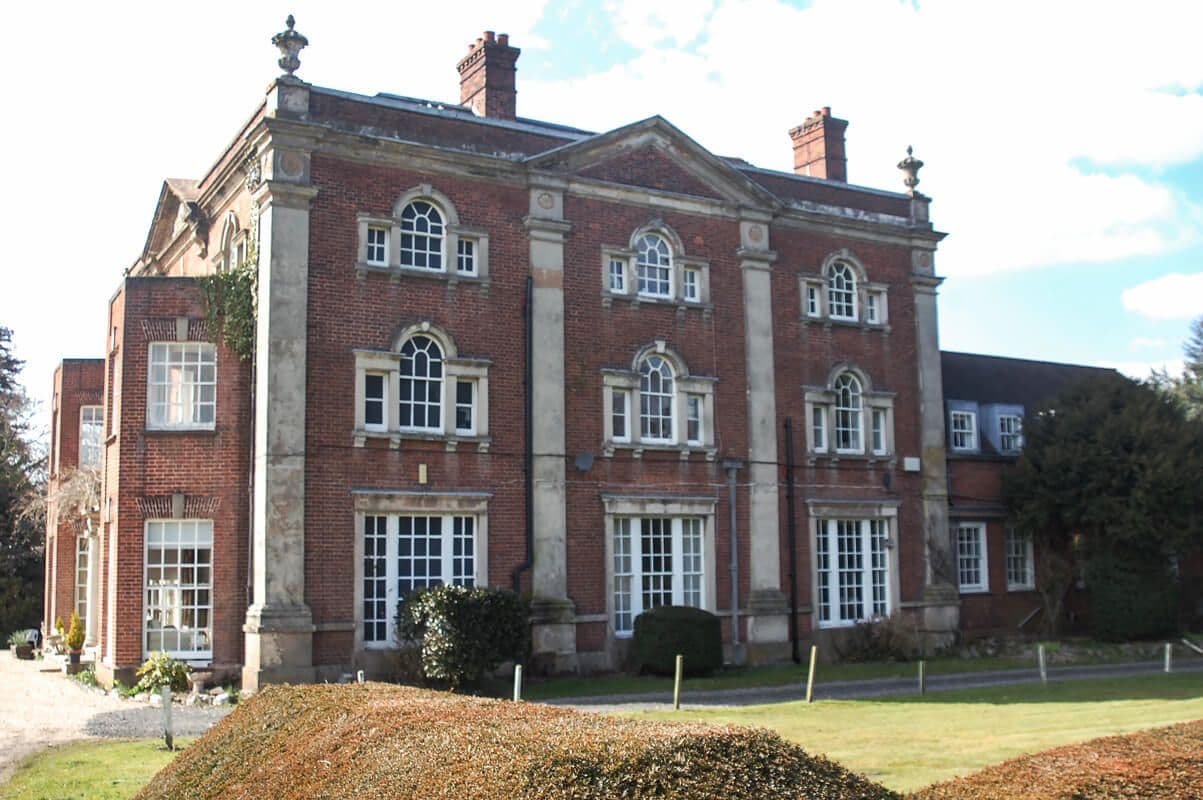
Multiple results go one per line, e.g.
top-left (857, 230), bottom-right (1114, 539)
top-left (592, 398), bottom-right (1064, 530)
top-left (805, 645), bottom-right (818, 704)
top-left (162, 685), bottom-right (174, 751)
top-left (1037, 644), bottom-right (1047, 686)
top-left (673, 655), bottom-right (684, 711)
top-left (1164, 643), bottom-right (1173, 674)
top-left (513, 664), bottom-right (523, 702)
top-left (918, 660), bottom-right (926, 695)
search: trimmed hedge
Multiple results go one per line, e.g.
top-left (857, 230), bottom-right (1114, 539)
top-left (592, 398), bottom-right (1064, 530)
top-left (396, 584), bottom-right (530, 689)
top-left (1084, 554), bottom-right (1179, 641)
top-left (911, 718), bottom-right (1203, 799)
top-left (631, 605), bottom-right (722, 676)
top-left (134, 683), bottom-right (899, 800)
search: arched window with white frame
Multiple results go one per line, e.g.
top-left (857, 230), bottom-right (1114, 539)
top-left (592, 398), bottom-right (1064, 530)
top-left (399, 334), bottom-right (443, 431)
top-left (834, 372), bottom-right (863, 452)
top-left (828, 261), bottom-right (857, 320)
top-left (636, 233), bottom-right (672, 298)
top-left (399, 201), bottom-right (445, 270)
top-left (639, 355), bottom-right (675, 442)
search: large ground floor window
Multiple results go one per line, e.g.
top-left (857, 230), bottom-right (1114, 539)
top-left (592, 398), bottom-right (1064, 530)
top-left (75, 536), bottom-right (90, 628)
top-left (362, 513), bottom-right (478, 645)
top-left (145, 520), bottom-right (212, 660)
top-left (612, 516), bottom-right (704, 635)
top-left (815, 518), bottom-right (890, 627)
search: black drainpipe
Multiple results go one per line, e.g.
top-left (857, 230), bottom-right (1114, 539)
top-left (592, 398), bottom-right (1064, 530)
top-left (512, 276), bottom-right (535, 592)
top-left (783, 417), bottom-right (801, 664)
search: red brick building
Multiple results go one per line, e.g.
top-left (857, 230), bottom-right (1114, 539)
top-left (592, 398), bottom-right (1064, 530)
top-left (45, 22), bottom-right (1098, 687)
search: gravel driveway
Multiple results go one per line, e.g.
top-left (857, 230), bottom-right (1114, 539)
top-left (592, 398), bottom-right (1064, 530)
top-left (0, 652), bottom-right (232, 784)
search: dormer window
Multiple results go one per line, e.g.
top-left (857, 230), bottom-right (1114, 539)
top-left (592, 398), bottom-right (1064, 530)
top-left (950, 410), bottom-right (978, 451)
top-left (999, 414), bottom-right (1023, 453)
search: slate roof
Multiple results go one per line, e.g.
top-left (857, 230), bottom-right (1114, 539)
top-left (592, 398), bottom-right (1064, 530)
top-left (941, 351), bottom-right (1119, 410)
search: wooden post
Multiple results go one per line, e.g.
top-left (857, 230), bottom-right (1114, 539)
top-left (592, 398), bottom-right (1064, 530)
top-left (1037, 644), bottom-right (1047, 685)
top-left (162, 686), bottom-right (174, 751)
top-left (1164, 643), bottom-right (1173, 674)
top-left (805, 645), bottom-right (818, 703)
top-left (513, 664), bottom-right (524, 702)
top-left (673, 655), bottom-right (684, 710)
top-left (918, 660), bottom-right (926, 695)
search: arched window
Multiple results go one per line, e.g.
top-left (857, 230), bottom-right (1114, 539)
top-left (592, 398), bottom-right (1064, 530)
top-left (639, 355), bottom-right (674, 441)
top-left (834, 372), bottom-right (862, 452)
top-left (828, 261), bottom-right (857, 320)
top-left (400, 201), bottom-right (445, 270)
top-left (636, 233), bottom-right (672, 298)
top-left (399, 335), bottom-right (443, 431)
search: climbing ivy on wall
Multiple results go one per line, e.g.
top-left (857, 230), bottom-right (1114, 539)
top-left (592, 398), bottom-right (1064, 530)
top-left (199, 243), bottom-right (258, 362)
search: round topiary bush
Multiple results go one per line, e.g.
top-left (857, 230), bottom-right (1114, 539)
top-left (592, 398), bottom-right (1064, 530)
top-left (631, 605), bottom-right (722, 676)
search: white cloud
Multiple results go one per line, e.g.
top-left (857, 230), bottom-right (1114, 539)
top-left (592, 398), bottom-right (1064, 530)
top-left (1129, 337), bottom-right (1168, 351)
top-left (1121, 273), bottom-right (1203, 320)
top-left (1096, 359), bottom-right (1185, 381)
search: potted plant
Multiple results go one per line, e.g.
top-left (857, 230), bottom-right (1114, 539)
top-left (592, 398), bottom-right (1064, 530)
top-left (8, 630), bottom-right (34, 660)
top-left (66, 611), bottom-right (85, 672)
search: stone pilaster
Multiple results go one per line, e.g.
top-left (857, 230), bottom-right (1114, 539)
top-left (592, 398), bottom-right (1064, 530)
top-left (524, 183), bottom-right (577, 673)
top-left (242, 93), bottom-right (320, 689)
top-left (911, 230), bottom-right (958, 647)
top-left (738, 218), bottom-right (788, 662)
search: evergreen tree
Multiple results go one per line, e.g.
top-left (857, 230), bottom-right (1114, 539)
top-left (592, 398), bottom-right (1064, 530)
top-left (1003, 371), bottom-right (1203, 638)
top-left (0, 326), bottom-right (44, 637)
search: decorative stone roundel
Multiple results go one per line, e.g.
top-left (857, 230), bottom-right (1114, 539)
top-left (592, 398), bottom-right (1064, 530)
top-left (748, 224), bottom-right (764, 242)
top-left (536, 192), bottom-right (555, 210)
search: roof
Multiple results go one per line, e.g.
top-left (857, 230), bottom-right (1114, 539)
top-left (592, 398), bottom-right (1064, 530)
top-left (941, 351), bottom-right (1119, 410)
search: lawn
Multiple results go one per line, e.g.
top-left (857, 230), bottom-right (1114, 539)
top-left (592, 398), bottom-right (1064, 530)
top-left (631, 672), bottom-right (1203, 793)
top-left (0, 739), bottom-right (188, 800)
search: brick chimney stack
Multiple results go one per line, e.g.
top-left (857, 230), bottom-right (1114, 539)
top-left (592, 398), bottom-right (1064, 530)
top-left (789, 107), bottom-right (848, 182)
top-left (457, 31), bottom-right (521, 120)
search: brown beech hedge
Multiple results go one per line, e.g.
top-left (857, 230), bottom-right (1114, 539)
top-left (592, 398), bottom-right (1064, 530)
top-left (134, 683), bottom-right (899, 800)
top-left (911, 718), bottom-right (1203, 800)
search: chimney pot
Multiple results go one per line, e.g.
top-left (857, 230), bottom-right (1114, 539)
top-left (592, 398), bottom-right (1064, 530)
top-left (790, 106), bottom-right (848, 182)
top-left (457, 30), bottom-right (521, 120)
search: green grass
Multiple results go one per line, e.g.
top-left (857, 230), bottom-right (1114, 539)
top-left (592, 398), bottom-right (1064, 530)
top-left (630, 672), bottom-right (1203, 793)
top-left (0, 739), bottom-right (190, 800)
top-left (515, 647), bottom-right (1172, 700)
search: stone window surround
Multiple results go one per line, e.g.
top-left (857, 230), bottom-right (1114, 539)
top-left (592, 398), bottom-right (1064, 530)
top-left (601, 222), bottom-right (711, 310)
top-left (355, 183), bottom-right (489, 283)
top-left (806, 499), bottom-right (902, 629)
top-left (601, 340), bottom-right (717, 460)
top-left (351, 489), bottom-right (491, 651)
top-left (800, 249), bottom-right (889, 329)
top-left (352, 321), bottom-right (490, 451)
top-left (601, 493), bottom-right (719, 640)
top-left (214, 210), bottom-right (249, 273)
top-left (803, 365), bottom-right (895, 460)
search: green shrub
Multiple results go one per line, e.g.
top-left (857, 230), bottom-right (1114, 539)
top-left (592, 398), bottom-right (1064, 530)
top-left (1085, 553), bottom-right (1179, 641)
top-left (74, 666), bottom-right (98, 687)
top-left (631, 605), bottom-right (722, 676)
top-left (54, 616), bottom-right (65, 636)
top-left (134, 651), bottom-right (191, 694)
top-left (66, 610), bottom-right (85, 651)
top-left (135, 683), bottom-right (900, 800)
top-left (396, 585), bottom-right (530, 689)
top-left (7, 629), bottom-right (32, 646)
top-left (834, 613), bottom-right (919, 663)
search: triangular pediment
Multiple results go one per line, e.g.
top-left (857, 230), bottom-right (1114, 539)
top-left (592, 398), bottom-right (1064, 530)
top-left (526, 116), bottom-right (778, 209)
top-left (136, 179), bottom-right (200, 272)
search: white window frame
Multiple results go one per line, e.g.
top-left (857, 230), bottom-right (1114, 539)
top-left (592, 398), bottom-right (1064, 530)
top-left (354, 491), bottom-right (489, 650)
top-left (805, 371), bottom-right (893, 457)
top-left (686, 394), bottom-right (703, 445)
top-left (143, 519), bottom-right (213, 662)
top-left (79, 405), bottom-right (103, 468)
top-left (999, 414), bottom-right (1023, 453)
top-left (811, 406), bottom-right (828, 453)
top-left (456, 238), bottom-right (477, 276)
top-left (639, 355), bottom-right (675, 443)
top-left (611, 389), bottom-right (631, 443)
top-left (608, 257), bottom-right (627, 293)
top-left (454, 378), bottom-right (477, 436)
top-left (399, 200), bottom-right (446, 271)
top-left (833, 373), bottom-right (863, 454)
top-left (827, 261), bottom-right (858, 321)
top-left (353, 324), bottom-right (490, 448)
top-left (814, 517), bottom-right (893, 628)
top-left (805, 283), bottom-right (821, 318)
top-left (635, 232), bottom-right (673, 299)
top-left (603, 495), bottom-right (717, 638)
top-left (956, 522), bottom-right (989, 593)
top-left (871, 408), bottom-right (887, 455)
top-left (682, 268), bottom-right (700, 302)
top-left (950, 410), bottom-right (978, 452)
top-left (75, 536), bottom-right (91, 626)
top-left (356, 185), bottom-right (489, 281)
top-left (602, 344), bottom-right (715, 454)
top-left (1005, 526), bottom-right (1035, 591)
top-left (365, 225), bottom-right (389, 266)
top-left (146, 341), bottom-right (216, 431)
top-left (363, 371), bottom-right (388, 433)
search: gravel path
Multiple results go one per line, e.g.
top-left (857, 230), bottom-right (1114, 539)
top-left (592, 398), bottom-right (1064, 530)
top-left (0, 652), bottom-right (231, 785)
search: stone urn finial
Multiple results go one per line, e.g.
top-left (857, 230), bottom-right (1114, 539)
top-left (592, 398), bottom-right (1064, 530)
top-left (897, 145), bottom-right (924, 195)
top-left (272, 15), bottom-right (309, 77)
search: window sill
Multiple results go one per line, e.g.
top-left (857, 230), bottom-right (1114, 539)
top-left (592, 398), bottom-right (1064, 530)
top-left (353, 429), bottom-right (491, 452)
top-left (807, 453), bottom-right (895, 466)
top-left (800, 316), bottom-right (891, 333)
top-left (959, 588), bottom-right (991, 595)
top-left (144, 426), bottom-right (217, 435)
top-left (602, 293), bottom-right (714, 315)
top-left (603, 442), bottom-right (717, 461)
top-left (1006, 585), bottom-right (1036, 593)
top-left (355, 261), bottom-right (490, 289)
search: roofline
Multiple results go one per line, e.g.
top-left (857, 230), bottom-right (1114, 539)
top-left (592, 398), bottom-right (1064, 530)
top-left (309, 85), bottom-right (594, 141)
top-left (734, 163), bottom-right (914, 202)
top-left (940, 350), bottom-right (1121, 373)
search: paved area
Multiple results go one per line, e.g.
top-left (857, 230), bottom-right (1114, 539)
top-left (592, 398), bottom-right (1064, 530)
top-left (0, 652), bottom-right (231, 784)
top-left (552, 659), bottom-right (1203, 712)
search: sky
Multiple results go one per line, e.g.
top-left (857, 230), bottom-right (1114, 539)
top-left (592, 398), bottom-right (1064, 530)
top-left (2, 0), bottom-right (1201, 421)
